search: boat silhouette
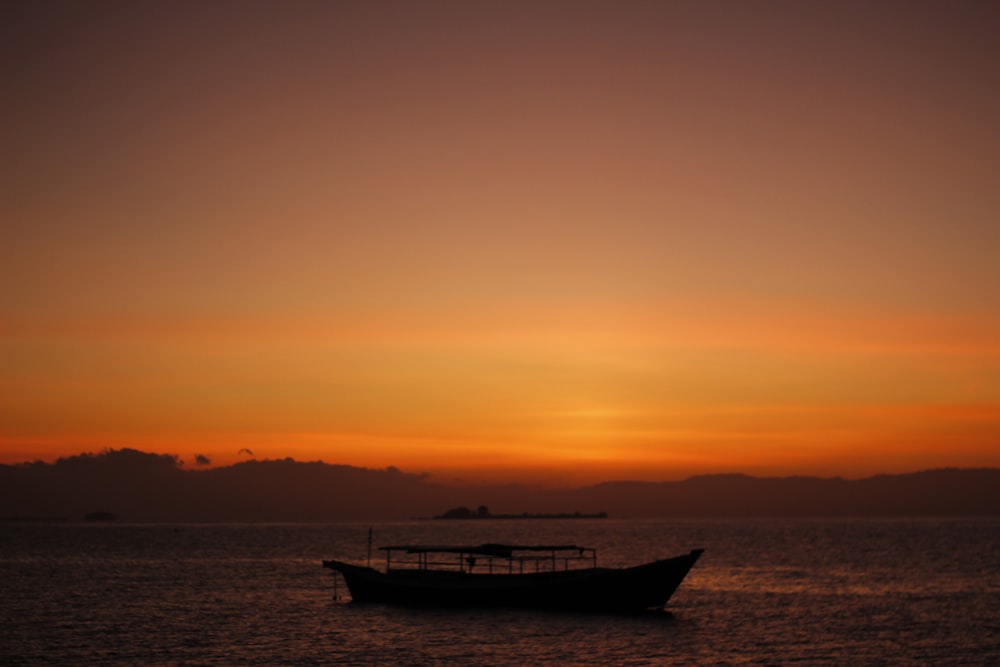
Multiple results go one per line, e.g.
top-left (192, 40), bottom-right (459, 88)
top-left (323, 543), bottom-right (703, 611)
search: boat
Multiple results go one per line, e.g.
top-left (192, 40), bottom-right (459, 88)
top-left (433, 505), bottom-right (608, 520)
top-left (322, 543), bottom-right (703, 612)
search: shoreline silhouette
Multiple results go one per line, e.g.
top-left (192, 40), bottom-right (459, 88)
top-left (2, 449), bottom-right (998, 522)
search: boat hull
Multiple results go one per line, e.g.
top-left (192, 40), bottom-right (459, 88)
top-left (323, 549), bottom-right (703, 611)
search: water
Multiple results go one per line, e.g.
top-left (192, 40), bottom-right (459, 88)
top-left (2, 519), bottom-right (998, 665)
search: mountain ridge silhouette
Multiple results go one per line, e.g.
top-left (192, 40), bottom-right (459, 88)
top-left (2, 448), bottom-right (998, 521)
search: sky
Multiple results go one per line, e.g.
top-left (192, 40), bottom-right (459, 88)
top-left (2, 0), bottom-right (999, 486)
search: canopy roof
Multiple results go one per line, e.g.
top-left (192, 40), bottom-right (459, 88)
top-left (380, 543), bottom-right (593, 558)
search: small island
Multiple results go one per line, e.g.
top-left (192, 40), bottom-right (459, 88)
top-left (434, 505), bottom-right (608, 520)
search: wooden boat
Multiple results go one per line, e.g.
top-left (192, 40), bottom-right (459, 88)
top-left (322, 543), bottom-right (703, 612)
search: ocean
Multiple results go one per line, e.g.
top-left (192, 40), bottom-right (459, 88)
top-left (2, 518), bottom-right (998, 665)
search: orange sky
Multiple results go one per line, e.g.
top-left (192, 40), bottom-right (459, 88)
top-left (2, 1), bottom-right (999, 486)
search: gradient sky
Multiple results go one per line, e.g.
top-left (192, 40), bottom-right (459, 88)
top-left (2, 0), bottom-right (999, 485)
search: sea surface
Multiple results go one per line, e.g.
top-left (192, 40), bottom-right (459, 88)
top-left (2, 518), bottom-right (998, 665)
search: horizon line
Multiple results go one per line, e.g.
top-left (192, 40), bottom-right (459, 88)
top-left (3, 446), bottom-right (997, 489)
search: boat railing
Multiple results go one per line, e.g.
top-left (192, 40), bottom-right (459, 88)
top-left (381, 544), bottom-right (598, 574)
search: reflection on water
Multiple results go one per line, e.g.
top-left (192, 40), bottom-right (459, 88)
top-left (1, 519), bottom-right (998, 665)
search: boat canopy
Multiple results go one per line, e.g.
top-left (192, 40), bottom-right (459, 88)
top-left (380, 544), bottom-right (592, 558)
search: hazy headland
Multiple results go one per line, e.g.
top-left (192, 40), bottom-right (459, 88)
top-left (2, 448), bottom-right (997, 522)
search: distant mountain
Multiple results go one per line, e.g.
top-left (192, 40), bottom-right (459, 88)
top-left (1, 449), bottom-right (998, 521)
top-left (0, 449), bottom-right (450, 522)
top-left (561, 469), bottom-right (1000, 517)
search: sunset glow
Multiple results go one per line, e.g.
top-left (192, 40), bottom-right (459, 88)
top-left (3, 1), bottom-right (999, 485)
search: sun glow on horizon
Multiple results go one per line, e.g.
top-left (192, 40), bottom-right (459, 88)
top-left (3, 295), bottom-right (1000, 483)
